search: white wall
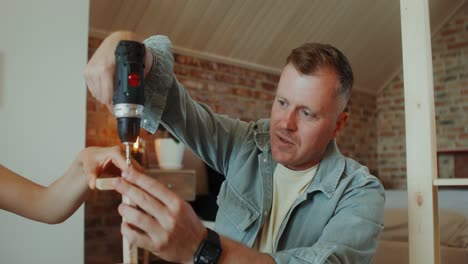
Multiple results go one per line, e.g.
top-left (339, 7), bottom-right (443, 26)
top-left (0, 0), bottom-right (89, 263)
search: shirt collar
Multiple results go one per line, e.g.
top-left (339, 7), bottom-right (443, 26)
top-left (254, 119), bottom-right (344, 199)
top-left (306, 140), bottom-right (345, 198)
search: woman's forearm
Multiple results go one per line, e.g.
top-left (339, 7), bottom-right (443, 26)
top-left (34, 158), bottom-right (90, 224)
top-left (1, 147), bottom-right (128, 224)
top-left (0, 158), bottom-right (89, 224)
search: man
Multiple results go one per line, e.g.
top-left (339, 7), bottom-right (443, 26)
top-left (84, 31), bottom-right (384, 264)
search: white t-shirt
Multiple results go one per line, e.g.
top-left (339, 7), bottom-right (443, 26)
top-left (254, 163), bottom-right (318, 253)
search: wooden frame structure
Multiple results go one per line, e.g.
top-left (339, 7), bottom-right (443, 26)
top-left (400, 0), bottom-right (439, 263)
top-left (400, 0), bottom-right (468, 263)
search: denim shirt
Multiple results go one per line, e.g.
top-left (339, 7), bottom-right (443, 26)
top-left (141, 36), bottom-right (385, 264)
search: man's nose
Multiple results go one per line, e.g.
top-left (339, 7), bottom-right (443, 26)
top-left (281, 110), bottom-right (297, 131)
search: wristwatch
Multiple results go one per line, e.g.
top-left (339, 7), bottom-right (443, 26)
top-left (193, 228), bottom-right (223, 264)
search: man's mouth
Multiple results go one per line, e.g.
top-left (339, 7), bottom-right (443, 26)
top-left (276, 133), bottom-right (295, 145)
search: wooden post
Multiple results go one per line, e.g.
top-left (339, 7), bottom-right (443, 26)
top-left (399, 0), bottom-right (439, 263)
top-left (95, 178), bottom-right (138, 264)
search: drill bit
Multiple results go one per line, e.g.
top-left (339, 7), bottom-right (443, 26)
top-left (125, 142), bottom-right (132, 167)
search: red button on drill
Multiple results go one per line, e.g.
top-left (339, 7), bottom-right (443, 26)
top-left (128, 73), bottom-right (140, 87)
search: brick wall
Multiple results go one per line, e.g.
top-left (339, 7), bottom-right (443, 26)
top-left (85, 36), bottom-right (378, 263)
top-left (173, 54), bottom-right (277, 121)
top-left (338, 91), bottom-right (378, 176)
top-left (377, 75), bottom-right (406, 188)
top-left (377, 3), bottom-right (468, 189)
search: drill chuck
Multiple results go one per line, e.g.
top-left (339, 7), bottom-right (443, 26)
top-left (116, 117), bottom-right (141, 143)
top-left (113, 40), bottom-right (146, 143)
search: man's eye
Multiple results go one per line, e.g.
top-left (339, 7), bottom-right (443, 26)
top-left (300, 109), bottom-right (311, 117)
top-left (278, 99), bottom-right (287, 107)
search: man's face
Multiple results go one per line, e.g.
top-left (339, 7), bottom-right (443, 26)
top-left (270, 63), bottom-right (349, 170)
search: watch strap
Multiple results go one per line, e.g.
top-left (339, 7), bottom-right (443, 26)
top-left (206, 227), bottom-right (220, 244)
top-left (193, 228), bottom-right (222, 264)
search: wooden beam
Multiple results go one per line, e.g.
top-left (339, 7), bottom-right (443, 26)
top-left (95, 178), bottom-right (116, 191)
top-left (400, 0), bottom-right (440, 264)
top-left (433, 178), bottom-right (468, 186)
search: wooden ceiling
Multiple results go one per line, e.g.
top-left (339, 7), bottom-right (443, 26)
top-left (89, 0), bottom-right (466, 94)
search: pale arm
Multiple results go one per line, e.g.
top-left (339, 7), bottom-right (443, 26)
top-left (0, 146), bottom-right (128, 224)
top-left (0, 162), bottom-right (88, 224)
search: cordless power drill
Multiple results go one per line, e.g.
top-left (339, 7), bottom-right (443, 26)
top-left (113, 40), bottom-right (146, 166)
top-left (113, 40), bottom-right (146, 264)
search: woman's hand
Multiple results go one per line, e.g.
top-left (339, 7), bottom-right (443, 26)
top-left (77, 146), bottom-right (128, 189)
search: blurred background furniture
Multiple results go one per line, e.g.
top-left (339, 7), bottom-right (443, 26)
top-left (373, 189), bottom-right (468, 264)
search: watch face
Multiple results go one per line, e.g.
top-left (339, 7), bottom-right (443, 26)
top-left (195, 240), bottom-right (222, 264)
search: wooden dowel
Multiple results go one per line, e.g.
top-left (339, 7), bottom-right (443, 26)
top-left (95, 177), bottom-right (138, 264)
top-left (123, 195), bottom-right (138, 264)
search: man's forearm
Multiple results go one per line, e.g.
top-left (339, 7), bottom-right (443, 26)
top-left (218, 236), bottom-right (275, 264)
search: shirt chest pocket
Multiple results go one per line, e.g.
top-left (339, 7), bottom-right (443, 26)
top-left (215, 182), bottom-right (260, 243)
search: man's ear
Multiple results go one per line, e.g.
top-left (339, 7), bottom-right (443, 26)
top-left (332, 111), bottom-right (349, 138)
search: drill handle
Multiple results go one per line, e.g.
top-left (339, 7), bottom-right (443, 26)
top-left (113, 40), bottom-right (146, 106)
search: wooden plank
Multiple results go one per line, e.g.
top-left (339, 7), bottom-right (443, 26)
top-left (95, 178), bottom-right (116, 191)
top-left (400, 0), bottom-right (440, 264)
top-left (433, 178), bottom-right (468, 186)
top-left (437, 148), bottom-right (468, 154)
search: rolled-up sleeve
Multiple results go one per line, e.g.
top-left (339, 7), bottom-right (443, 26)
top-left (140, 35), bottom-right (251, 174)
top-left (141, 35), bottom-right (175, 133)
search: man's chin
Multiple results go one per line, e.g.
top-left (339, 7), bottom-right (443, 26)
top-left (272, 151), bottom-right (293, 166)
